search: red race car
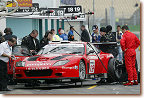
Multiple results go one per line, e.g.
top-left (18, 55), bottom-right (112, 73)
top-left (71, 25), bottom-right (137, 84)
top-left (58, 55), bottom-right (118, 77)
top-left (7, 45), bottom-right (31, 84)
top-left (13, 42), bottom-right (123, 85)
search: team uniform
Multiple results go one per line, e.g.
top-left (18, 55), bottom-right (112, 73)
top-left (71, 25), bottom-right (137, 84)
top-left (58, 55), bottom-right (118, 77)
top-left (21, 35), bottom-right (40, 52)
top-left (0, 41), bottom-right (12, 90)
top-left (105, 31), bottom-right (118, 58)
top-left (99, 35), bottom-right (109, 52)
top-left (60, 33), bottom-right (68, 40)
top-left (68, 30), bottom-right (74, 41)
top-left (117, 31), bottom-right (123, 62)
top-left (40, 38), bottom-right (49, 48)
top-left (120, 31), bottom-right (140, 85)
top-left (92, 33), bottom-right (101, 43)
top-left (81, 29), bottom-right (90, 42)
top-left (52, 34), bottom-right (61, 41)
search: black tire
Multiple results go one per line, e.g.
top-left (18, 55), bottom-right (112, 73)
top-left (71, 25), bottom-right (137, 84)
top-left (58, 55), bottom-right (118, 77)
top-left (24, 80), bottom-right (40, 87)
top-left (79, 60), bottom-right (86, 80)
top-left (8, 75), bottom-right (17, 85)
top-left (107, 58), bottom-right (123, 82)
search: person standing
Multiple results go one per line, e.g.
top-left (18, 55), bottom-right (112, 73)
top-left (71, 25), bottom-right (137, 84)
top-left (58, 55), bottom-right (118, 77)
top-left (92, 25), bottom-right (101, 43)
top-left (99, 27), bottom-right (109, 53)
top-left (59, 30), bottom-right (68, 41)
top-left (116, 25), bottom-right (123, 62)
top-left (51, 29), bottom-right (61, 41)
top-left (120, 25), bottom-right (140, 86)
top-left (21, 30), bottom-right (40, 54)
top-left (3, 28), bottom-right (17, 41)
top-left (40, 31), bottom-right (53, 48)
top-left (0, 31), bottom-right (5, 44)
top-left (105, 25), bottom-right (118, 58)
top-left (96, 27), bottom-right (109, 84)
top-left (68, 26), bottom-right (75, 41)
top-left (0, 37), bottom-right (17, 91)
top-left (80, 25), bottom-right (90, 42)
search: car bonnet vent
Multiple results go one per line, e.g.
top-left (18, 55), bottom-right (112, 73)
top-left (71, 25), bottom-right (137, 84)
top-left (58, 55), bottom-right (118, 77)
top-left (51, 55), bottom-right (71, 60)
top-left (27, 56), bottom-right (39, 61)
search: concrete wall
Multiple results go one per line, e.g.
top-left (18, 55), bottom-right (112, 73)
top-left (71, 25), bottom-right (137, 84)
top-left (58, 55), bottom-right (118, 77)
top-left (6, 18), bottom-right (39, 39)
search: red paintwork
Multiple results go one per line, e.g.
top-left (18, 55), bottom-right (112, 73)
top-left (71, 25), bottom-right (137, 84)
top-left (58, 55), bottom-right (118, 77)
top-left (7, 56), bottom-right (26, 75)
top-left (8, 42), bottom-right (114, 80)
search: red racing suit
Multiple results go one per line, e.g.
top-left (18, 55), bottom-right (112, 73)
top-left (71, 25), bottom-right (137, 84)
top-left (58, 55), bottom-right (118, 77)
top-left (120, 31), bottom-right (140, 81)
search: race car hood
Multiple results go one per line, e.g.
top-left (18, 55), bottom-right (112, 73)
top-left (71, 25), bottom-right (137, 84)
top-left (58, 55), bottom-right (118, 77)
top-left (26, 54), bottom-right (72, 61)
top-left (22, 54), bottom-right (82, 68)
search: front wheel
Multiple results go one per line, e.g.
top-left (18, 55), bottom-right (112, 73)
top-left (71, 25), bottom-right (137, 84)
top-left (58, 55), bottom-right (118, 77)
top-left (79, 60), bottom-right (86, 80)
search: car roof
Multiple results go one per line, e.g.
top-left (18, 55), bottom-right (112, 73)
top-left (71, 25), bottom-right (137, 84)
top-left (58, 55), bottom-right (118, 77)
top-left (43, 41), bottom-right (87, 48)
top-left (49, 41), bottom-right (87, 44)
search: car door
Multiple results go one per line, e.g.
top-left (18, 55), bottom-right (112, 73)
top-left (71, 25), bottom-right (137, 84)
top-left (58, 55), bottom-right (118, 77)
top-left (86, 44), bottom-right (98, 74)
top-left (86, 44), bottom-right (106, 74)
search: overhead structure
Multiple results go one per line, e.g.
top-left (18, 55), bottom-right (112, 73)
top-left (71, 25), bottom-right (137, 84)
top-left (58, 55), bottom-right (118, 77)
top-left (0, 0), bottom-right (19, 17)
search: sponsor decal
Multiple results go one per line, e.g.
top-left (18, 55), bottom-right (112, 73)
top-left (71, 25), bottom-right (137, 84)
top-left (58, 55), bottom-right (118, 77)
top-left (15, 57), bottom-right (20, 59)
top-left (107, 54), bottom-right (114, 58)
top-left (26, 67), bottom-right (49, 70)
top-left (74, 65), bottom-right (78, 70)
top-left (7, 0), bottom-right (32, 7)
top-left (89, 60), bottom-right (95, 73)
top-left (89, 56), bottom-right (98, 59)
top-left (62, 65), bottom-right (78, 70)
top-left (26, 63), bottom-right (51, 66)
top-left (45, 44), bottom-right (84, 48)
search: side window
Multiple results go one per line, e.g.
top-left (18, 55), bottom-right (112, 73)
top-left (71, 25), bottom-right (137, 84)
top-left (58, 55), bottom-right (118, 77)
top-left (86, 45), bottom-right (95, 55)
top-left (91, 44), bottom-right (101, 53)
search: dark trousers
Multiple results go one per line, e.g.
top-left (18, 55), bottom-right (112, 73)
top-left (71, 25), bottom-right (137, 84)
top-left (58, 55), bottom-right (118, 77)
top-left (0, 60), bottom-right (8, 89)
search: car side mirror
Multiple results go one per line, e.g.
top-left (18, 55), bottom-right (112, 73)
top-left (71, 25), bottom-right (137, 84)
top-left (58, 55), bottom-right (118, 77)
top-left (87, 50), bottom-right (95, 55)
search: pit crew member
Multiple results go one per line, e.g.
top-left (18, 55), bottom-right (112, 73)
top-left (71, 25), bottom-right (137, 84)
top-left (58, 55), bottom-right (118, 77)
top-left (120, 25), bottom-right (140, 86)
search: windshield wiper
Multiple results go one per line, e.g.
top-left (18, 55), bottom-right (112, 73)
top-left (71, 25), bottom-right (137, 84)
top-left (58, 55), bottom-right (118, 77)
top-left (69, 52), bottom-right (82, 54)
top-left (44, 47), bottom-right (66, 54)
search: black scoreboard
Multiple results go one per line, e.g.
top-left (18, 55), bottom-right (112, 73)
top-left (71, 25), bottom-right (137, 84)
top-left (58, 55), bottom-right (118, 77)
top-left (59, 6), bottom-right (82, 13)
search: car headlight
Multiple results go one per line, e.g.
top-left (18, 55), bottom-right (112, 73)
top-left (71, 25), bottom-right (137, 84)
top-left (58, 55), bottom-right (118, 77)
top-left (16, 61), bottom-right (25, 67)
top-left (53, 60), bottom-right (69, 66)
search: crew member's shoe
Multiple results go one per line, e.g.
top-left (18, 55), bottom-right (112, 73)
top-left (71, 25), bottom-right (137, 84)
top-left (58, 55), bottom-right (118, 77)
top-left (96, 78), bottom-right (107, 84)
top-left (123, 81), bottom-right (133, 86)
top-left (133, 80), bottom-right (138, 85)
top-left (0, 88), bottom-right (12, 91)
top-left (3, 88), bottom-right (12, 91)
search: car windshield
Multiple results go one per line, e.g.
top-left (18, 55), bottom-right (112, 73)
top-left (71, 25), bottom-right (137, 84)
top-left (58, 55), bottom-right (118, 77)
top-left (12, 45), bottom-right (30, 56)
top-left (37, 44), bottom-right (85, 55)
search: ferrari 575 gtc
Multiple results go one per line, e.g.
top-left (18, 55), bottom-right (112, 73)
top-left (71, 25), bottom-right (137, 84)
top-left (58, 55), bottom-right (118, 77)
top-left (13, 42), bottom-right (123, 84)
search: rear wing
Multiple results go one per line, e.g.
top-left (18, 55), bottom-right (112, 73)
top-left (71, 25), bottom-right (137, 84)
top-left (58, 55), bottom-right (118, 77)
top-left (91, 42), bottom-right (117, 45)
top-left (91, 42), bottom-right (118, 50)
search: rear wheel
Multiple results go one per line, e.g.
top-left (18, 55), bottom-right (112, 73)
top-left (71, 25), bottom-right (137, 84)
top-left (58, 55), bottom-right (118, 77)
top-left (107, 58), bottom-right (123, 82)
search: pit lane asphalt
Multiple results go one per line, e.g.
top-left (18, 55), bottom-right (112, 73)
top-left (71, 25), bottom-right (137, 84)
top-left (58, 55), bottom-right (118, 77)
top-left (1, 80), bottom-right (140, 95)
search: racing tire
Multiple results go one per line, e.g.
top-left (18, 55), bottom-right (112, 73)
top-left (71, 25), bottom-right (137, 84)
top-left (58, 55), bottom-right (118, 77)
top-left (8, 75), bottom-right (17, 85)
top-left (79, 60), bottom-right (86, 81)
top-left (107, 58), bottom-right (123, 82)
top-left (24, 80), bottom-right (41, 87)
